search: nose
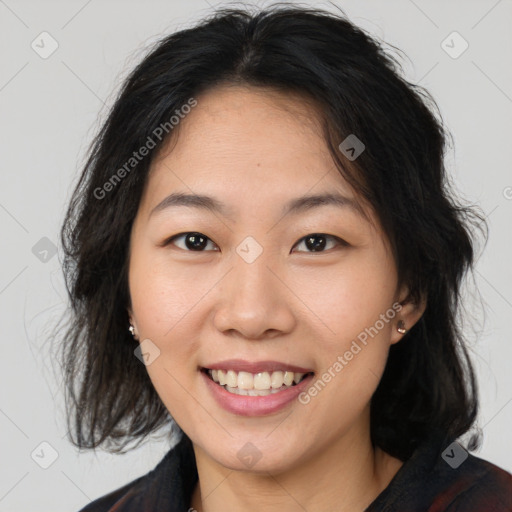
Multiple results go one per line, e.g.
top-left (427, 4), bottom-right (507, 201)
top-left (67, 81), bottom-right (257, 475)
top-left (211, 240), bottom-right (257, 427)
top-left (212, 250), bottom-right (296, 340)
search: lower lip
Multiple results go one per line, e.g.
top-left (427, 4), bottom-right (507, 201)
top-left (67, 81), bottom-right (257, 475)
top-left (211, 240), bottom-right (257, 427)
top-left (201, 370), bottom-right (314, 417)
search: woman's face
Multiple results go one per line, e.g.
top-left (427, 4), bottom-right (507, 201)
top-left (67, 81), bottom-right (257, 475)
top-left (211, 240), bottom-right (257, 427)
top-left (128, 85), bottom-right (414, 473)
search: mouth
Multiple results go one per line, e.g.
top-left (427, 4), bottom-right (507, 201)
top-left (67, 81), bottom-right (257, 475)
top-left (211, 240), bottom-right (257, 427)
top-left (201, 367), bottom-right (315, 397)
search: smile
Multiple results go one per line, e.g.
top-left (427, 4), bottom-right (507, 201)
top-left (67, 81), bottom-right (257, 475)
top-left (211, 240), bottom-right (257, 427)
top-left (200, 360), bottom-right (315, 416)
top-left (204, 368), bottom-right (313, 396)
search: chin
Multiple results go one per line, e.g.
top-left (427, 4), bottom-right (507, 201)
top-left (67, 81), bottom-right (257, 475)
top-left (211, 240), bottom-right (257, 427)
top-left (198, 434), bottom-right (307, 474)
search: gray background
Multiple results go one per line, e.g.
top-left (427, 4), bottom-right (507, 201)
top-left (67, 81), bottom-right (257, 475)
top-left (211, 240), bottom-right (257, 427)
top-left (1, 0), bottom-right (511, 510)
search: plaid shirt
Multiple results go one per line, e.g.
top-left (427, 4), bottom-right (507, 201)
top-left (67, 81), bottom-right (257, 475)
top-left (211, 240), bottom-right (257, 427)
top-left (78, 431), bottom-right (512, 511)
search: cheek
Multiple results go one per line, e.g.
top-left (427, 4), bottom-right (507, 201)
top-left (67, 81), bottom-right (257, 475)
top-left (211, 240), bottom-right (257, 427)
top-left (297, 305), bottom-right (394, 433)
top-left (289, 254), bottom-right (397, 345)
top-left (128, 248), bottom-right (224, 416)
top-left (128, 251), bottom-right (205, 422)
top-left (129, 250), bottom-right (215, 340)
top-left (292, 253), bottom-right (397, 406)
top-left (128, 254), bottom-right (202, 405)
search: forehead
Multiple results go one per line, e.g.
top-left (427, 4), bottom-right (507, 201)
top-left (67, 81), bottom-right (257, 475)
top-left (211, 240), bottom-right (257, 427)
top-left (141, 84), bottom-right (374, 225)
top-left (158, 85), bottom-right (328, 171)
top-left (152, 87), bottom-right (328, 177)
top-left (189, 83), bottom-right (323, 131)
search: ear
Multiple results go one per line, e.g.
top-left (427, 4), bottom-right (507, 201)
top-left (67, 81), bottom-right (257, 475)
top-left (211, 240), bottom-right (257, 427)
top-left (390, 285), bottom-right (427, 345)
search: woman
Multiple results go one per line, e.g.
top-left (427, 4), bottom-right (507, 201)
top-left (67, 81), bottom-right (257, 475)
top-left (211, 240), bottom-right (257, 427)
top-left (60, 5), bottom-right (512, 511)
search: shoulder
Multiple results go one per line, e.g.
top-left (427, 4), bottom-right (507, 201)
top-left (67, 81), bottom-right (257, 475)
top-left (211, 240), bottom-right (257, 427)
top-left (77, 474), bottom-right (147, 512)
top-left (441, 453), bottom-right (512, 511)
top-left (75, 435), bottom-right (198, 512)
top-left (368, 434), bottom-right (512, 512)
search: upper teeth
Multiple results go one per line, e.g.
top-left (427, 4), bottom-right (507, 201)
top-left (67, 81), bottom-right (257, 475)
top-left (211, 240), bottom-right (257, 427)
top-left (209, 369), bottom-right (306, 390)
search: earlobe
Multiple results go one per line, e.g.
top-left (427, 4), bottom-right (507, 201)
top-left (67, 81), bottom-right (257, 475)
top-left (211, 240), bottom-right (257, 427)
top-left (127, 309), bottom-right (139, 341)
top-left (390, 290), bottom-right (427, 344)
top-left (397, 320), bottom-right (407, 334)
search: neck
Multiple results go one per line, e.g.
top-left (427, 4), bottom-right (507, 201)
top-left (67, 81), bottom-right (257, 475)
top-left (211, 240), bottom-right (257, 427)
top-left (190, 423), bottom-right (402, 512)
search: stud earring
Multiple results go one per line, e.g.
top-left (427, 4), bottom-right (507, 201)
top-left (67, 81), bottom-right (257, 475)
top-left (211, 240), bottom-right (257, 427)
top-left (129, 324), bottom-right (136, 337)
top-left (397, 320), bottom-right (407, 334)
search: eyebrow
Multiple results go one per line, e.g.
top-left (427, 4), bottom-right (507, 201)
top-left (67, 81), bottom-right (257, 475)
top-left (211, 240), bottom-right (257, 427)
top-left (149, 191), bottom-right (364, 220)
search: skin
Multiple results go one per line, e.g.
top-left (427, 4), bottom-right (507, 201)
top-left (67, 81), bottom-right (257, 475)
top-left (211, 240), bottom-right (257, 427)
top-left (128, 85), bottom-right (426, 512)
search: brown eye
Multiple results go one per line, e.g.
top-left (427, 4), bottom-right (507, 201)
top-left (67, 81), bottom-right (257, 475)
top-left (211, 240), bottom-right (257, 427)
top-left (166, 232), bottom-right (218, 251)
top-left (293, 233), bottom-right (347, 253)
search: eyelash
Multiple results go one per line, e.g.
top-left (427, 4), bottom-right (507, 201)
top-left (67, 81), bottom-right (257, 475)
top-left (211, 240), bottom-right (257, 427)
top-left (162, 232), bottom-right (349, 253)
